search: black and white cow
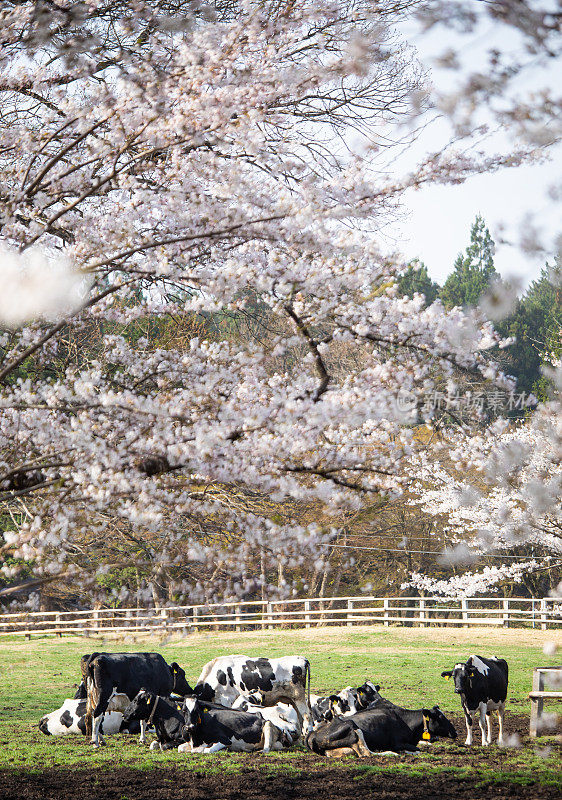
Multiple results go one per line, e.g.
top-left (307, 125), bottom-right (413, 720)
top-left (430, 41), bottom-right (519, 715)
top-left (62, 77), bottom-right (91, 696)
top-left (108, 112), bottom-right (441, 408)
top-left (80, 652), bottom-right (193, 747)
top-left (39, 694), bottom-right (141, 736)
top-left (122, 690), bottom-right (190, 750)
top-left (192, 655), bottom-right (311, 733)
top-left (329, 681), bottom-right (382, 717)
top-left (306, 704), bottom-right (457, 756)
top-left (178, 697), bottom-right (291, 753)
top-left (309, 682), bottom-right (382, 726)
top-left (441, 655), bottom-right (508, 746)
top-left (231, 696), bottom-right (300, 744)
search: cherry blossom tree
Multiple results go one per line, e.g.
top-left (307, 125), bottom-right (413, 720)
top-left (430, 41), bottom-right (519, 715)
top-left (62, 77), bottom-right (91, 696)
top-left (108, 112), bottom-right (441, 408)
top-left (0, 1), bottom-right (559, 608)
top-left (404, 329), bottom-right (561, 600)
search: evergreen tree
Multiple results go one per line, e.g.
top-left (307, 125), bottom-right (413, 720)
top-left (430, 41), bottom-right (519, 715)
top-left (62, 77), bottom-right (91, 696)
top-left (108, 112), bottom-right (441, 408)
top-left (397, 260), bottom-right (440, 305)
top-left (440, 215), bottom-right (499, 308)
top-left (497, 263), bottom-right (562, 394)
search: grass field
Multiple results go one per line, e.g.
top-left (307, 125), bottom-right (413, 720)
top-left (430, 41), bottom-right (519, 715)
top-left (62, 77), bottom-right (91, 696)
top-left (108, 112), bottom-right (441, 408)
top-left (0, 625), bottom-right (560, 799)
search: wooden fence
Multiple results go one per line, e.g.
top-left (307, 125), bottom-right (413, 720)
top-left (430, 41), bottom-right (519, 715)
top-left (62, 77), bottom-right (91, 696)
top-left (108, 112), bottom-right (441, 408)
top-left (0, 595), bottom-right (560, 638)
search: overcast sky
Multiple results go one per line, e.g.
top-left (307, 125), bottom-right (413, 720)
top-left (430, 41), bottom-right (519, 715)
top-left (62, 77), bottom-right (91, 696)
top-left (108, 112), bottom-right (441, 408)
top-left (390, 8), bottom-right (561, 290)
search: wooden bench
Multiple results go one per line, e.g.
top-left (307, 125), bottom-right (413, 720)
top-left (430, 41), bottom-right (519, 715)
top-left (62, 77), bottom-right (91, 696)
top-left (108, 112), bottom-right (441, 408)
top-left (529, 666), bottom-right (562, 737)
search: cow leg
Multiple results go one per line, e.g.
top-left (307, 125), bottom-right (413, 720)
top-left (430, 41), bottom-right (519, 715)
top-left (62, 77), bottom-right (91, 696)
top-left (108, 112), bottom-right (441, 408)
top-left (203, 742), bottom-right (227, 753)
top-left (91, 714), bottom-right (104, 747)
top-left (89, 674), bottom-right (113, 746)
top-left (497, 702), bottom-right (505, 746)
top-left (478, 703), bottom-right (488, 746)
top-left (139, 719), bottom-right (147, 745)
top-left (486, 712), bottom-right (493, 746)
top-left (326, 747), bottom-right (357, 758)
top-left (351, 729), bottom-right (373, 758)
top-left (464, 710), bottom-right (473, 746)
top-left (293, 700), bottom-right (313, 736)
top-left (262, 720), bottom-right (275, 753)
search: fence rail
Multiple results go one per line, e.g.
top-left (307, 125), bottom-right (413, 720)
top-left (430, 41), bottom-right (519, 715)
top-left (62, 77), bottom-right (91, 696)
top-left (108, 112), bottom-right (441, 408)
top-left (0, 595), bottom-right (560, 638)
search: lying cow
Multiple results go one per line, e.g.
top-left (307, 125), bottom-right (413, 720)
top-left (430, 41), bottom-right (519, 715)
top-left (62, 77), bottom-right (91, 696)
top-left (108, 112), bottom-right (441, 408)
top-left (122, 690), bottom-right (189, 750)
top-left (310, 682), bottom-right (381, 725)
top-left (81, 652), bottom-right (192, 747)
top-left (306, 704), bottom-right (457, 756)
top-left (178, 697), bottom-right (291, 753)
top-left (39, 693), bottom-right (140, 737)
top-left (330, 681), bottom-right (382, 716)
top-left (441, 654), bottom-right (508, 746)
top-left (231, 696), bottom-right (300, 744)
top-left (192, 655), bottom-right (311, 732)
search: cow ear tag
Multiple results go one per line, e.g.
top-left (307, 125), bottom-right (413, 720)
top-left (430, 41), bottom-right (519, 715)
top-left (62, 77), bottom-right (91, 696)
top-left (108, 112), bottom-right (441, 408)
top-left (422, 715), bottom-right (431, 740)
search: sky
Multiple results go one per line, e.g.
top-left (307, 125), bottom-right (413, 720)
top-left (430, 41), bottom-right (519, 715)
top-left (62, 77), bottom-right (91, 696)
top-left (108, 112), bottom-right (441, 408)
top-left (391, 7), bottom-right (562, 290)
top-left (401, 145), bottom-right (561, 288)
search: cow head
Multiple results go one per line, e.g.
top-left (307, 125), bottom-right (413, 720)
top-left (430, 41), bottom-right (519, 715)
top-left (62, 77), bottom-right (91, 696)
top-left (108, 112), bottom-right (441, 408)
top-left (38, 715), bottom-right (52, 735)
top-left (355, 681), bottom-right (381, 709)
top-left (122, 689), bottom-right (155, 723)
top-left (170, 662), bottom-right (193, 696)
top-left (422, 706), bottom-right (457, 741)
top-left (441, 662), bottom-right (476, 695)
top-left (330, 681), bottom-right (382, 716)
top-left (73, 681), bottom-right (87, 700)
top-left (329, 691), bottom-right (350, 716)
top-left (181, 697), bottom-right (203, 738)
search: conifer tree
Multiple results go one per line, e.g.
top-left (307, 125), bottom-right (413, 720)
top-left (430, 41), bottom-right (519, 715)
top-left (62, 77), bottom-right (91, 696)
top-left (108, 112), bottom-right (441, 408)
top-left (441, 215), bottom-right (498, 309)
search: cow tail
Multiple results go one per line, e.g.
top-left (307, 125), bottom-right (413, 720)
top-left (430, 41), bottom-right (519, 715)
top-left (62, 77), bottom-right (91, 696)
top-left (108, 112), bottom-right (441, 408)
top-left (85, 658), bottom-right (102, 736)
top-left (306, 659), bottom-right (311, 709)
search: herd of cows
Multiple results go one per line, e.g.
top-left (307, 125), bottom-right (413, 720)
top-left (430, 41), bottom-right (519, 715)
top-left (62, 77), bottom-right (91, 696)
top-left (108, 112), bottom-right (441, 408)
top-left (38, 651), bottom-right (509, 756)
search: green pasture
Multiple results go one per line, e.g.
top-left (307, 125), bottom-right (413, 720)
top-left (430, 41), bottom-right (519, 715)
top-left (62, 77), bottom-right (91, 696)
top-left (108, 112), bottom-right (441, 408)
top-left (0, 625), bottom-right (560, 787)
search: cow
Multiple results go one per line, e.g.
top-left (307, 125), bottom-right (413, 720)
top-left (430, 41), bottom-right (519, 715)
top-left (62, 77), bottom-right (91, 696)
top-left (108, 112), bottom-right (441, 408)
top-left (231, 696), bottom-right (300, 744)
top-left (122, 690), bottom-right (190, 750)
top-left (177, 696), bottom-right (292, 753)
top-left (441, 654), bottom-right (508, 746)
top-left (309, 682), bottom-right (382, 726)
top-left (306, 704), bottom-right (457, 756)
top-left (38, 693), bottom-right (140, 737)
top-left (329, 681), bottom-right (382, 716)
top-left (80, 652), bottom-right (193, 747)
top-left (191, 655), bottom-right (311, 733)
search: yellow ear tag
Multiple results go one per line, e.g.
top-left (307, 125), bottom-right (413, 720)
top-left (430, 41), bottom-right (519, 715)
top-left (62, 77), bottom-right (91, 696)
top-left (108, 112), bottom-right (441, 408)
top-left (422, 731), bottom-right (431, 740)
top-left (446, 675), bottom-right (450, 680)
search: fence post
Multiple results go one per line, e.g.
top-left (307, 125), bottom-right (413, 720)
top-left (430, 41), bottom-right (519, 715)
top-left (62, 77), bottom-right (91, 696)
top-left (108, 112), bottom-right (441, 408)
top-left (55, 612), bottom-right (61, 637)
top-left (502, 598), bottom-right (509, 628)
top-left (303, 600), bottom-right (310, 629)
top-left (161, 608), bottom-right (168, 634)
top-left (347, 599), bottom-right (354, 627)
top-left (383, 597), bottom-right (389, 627)
top-left (235, 604), bottom-right (242, 632)
top-left (530, 668), bottom-right (544, 737)
top-left (540, 598), bottom-right (547, 631)
top-left (192, 607), bottom-right (198, 629)
top-left (419, 598), bottom-right (426, 628)
top-left (461, 598), bottom-right (468, 627)
top-left (267, 602), bottom-right (273, 630)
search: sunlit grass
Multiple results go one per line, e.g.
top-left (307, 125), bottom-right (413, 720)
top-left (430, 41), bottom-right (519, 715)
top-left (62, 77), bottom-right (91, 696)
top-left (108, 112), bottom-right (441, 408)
top-left (0, 625), bottom-right (559, 786)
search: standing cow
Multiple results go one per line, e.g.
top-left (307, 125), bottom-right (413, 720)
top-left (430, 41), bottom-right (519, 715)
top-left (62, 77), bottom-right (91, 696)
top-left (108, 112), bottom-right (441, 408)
top-left (441, 655), bottom-right (508, 746)
top-left (81, 652), bottom-right (192, 747)
top-left (192, 654), bottom-right (311, 733)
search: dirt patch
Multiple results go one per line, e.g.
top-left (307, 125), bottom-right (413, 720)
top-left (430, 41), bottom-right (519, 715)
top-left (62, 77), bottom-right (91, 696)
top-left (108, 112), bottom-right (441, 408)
top-left (0, 763), bottom-right (559, 800)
